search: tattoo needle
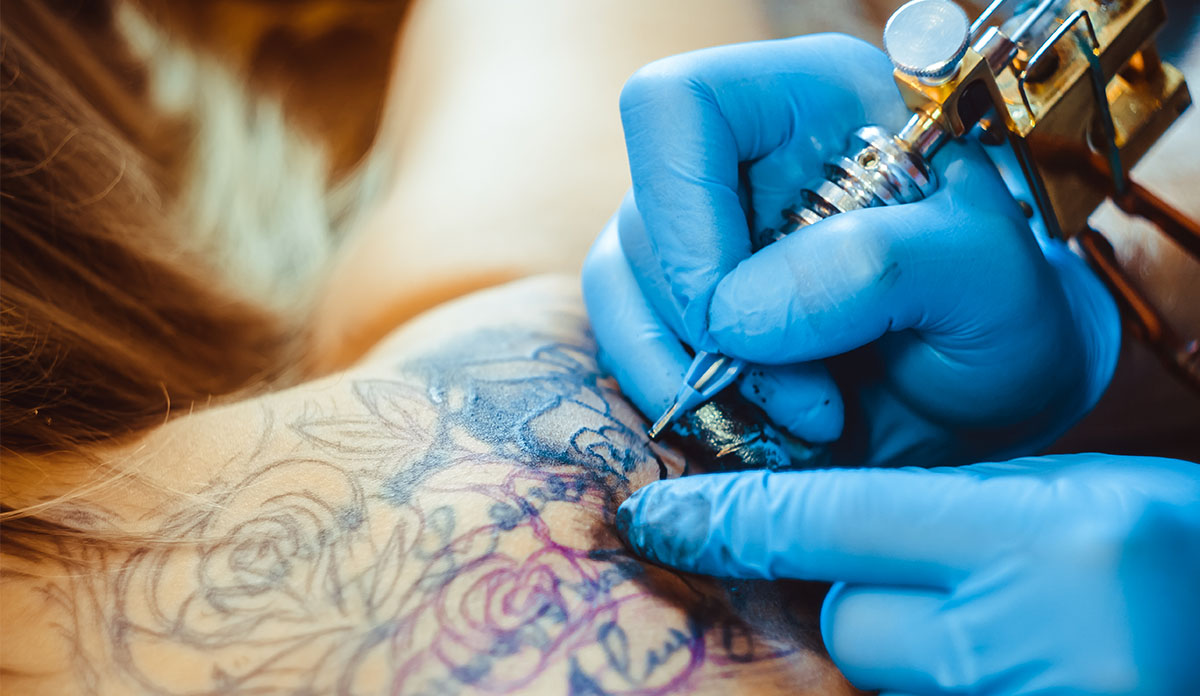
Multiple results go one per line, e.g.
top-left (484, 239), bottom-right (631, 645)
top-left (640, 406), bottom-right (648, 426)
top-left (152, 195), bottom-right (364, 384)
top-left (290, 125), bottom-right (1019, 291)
top-left (647, 351), bottom-right (746, 439)
top-left (646, 0), bottom-right (1067, 443)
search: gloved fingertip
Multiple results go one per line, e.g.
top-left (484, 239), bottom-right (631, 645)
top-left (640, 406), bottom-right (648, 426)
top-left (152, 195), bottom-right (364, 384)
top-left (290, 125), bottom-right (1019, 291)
top-left (616, 481), bottom-right (715, 570)
top-left (614, 496), bottom-right (636, 545)
top-left (706, 249), bottom-right (818, 363)
top-left (796, 375), bottom-right (846, 442)
top-left (615, 485), bottom-right (656, 553)
top-left (706, 271), bottom-right (780, 363)
top-left (786, 398), bottom-right (844, 443)
top-left (819, 581), bottom-right (848, 653)
top-left (739, 365), bottom-right (845, 443)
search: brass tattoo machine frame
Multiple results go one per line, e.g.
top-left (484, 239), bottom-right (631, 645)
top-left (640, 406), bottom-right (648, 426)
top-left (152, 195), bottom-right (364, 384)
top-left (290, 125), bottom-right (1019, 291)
top-left (659, 0), bottom-right (1197, 473)
top-left (778, 0), bottom-right (1197, 387)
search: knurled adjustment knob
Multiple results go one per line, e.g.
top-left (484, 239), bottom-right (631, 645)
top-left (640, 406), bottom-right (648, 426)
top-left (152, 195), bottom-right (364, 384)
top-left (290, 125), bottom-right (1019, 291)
top-left (883, 0), bottom-right (970, 84)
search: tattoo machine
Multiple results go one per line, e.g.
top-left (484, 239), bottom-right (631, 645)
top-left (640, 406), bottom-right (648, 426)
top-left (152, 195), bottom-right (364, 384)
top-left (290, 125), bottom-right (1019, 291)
top-left (652, 0), bottom-right (1198, 464)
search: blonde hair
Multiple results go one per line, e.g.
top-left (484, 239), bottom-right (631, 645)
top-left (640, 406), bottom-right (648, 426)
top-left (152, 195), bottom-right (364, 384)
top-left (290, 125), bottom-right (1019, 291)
top-left (2, 0), bottom-right (406, 461)
top-left (2, 1), bottom-right (306, 458)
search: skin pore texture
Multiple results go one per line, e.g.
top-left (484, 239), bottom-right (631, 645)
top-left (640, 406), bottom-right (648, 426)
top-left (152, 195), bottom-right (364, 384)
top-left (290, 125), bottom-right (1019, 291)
top-left (1, 276), bottom-right (858, 696)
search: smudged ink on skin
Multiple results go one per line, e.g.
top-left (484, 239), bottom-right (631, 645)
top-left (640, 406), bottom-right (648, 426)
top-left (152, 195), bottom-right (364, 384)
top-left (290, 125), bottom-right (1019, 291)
top-left (662, 391), bottom-right (830, 473)
top-left (616, 488), bottom-right (713, 567)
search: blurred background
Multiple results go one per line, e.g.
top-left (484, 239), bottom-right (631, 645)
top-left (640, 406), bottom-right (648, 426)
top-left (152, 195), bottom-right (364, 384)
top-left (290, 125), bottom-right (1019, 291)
top-left (138, 0), bottom-right (1198, 454)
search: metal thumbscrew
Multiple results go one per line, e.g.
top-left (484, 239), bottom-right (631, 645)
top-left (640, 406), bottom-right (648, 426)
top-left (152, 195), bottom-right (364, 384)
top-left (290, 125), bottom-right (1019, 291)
top-left (883, 0), bottom-right (971, 84)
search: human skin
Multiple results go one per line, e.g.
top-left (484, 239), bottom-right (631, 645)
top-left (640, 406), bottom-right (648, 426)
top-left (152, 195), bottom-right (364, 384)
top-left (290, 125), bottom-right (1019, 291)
top-left (307, 0), bottom-right (787, 370)
top-left (0, 6), bottom-right (867, 692)
top-left (0, 276), bottom-right (860, 696)
top-left (4, 2), bottom-right (1192, 692)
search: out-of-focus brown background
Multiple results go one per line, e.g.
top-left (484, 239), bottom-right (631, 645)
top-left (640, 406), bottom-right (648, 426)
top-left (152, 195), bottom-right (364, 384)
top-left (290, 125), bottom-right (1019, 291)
top-left (135, 0), bottom-right (412, 176)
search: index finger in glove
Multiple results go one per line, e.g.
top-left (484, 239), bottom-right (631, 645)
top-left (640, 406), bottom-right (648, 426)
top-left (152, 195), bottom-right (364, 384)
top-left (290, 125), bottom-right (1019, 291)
top-left (617, 466), bottom-right (1016, 588)
top-left (707, 141), bottom-right (1034, 367)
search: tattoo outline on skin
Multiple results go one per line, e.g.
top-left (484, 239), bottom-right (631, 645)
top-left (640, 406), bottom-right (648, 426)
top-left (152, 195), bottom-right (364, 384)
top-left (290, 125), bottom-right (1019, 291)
top-left (41, 324), bottom-right (817, 695)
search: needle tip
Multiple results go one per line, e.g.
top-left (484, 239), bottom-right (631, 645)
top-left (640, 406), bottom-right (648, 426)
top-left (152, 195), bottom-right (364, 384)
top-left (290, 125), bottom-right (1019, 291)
top-left (647, 402), bottom-right (680, 440)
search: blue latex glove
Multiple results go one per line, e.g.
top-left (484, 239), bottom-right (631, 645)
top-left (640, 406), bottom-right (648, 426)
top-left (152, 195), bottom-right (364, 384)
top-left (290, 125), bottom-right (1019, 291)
top-left (617, 454), bottom-right (1200, 695)
top-left (582, 34), bottom-right (1121, 466)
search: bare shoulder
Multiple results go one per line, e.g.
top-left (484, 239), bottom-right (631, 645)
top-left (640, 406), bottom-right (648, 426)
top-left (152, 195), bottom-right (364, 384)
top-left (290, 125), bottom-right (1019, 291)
top-left (2, 275), bottom-right (854, 696)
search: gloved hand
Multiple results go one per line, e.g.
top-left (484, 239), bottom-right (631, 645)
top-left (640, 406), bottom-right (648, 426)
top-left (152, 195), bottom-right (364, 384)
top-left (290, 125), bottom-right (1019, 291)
top-left (617, 453), bottom-right (1200, 695)
top-left (582, 34), bottom-right (1120, 467)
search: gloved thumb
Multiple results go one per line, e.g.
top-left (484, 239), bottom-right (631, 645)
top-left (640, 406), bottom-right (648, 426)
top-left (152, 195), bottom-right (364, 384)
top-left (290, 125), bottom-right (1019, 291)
top-left (706, 140), bottom-right (1031, 366)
